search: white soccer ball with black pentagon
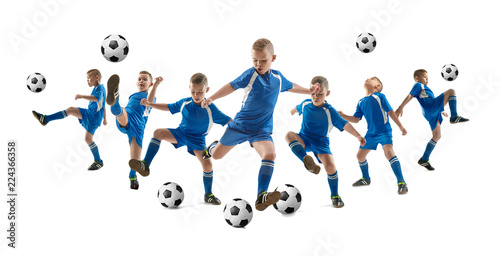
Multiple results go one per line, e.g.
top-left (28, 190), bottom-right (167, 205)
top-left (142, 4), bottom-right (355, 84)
top-left (223, 198), bottom-right (253, 228)
top-left (157, 182), bottom-right (184, 208)
top-left (441, 64), bottom-right (459, 81)
top-left (101, 34), bottom-right (129, 62)
top-left (273, 184), bottom-right (302, 214)
top-left (26, 73), bottom-right (46, 93)
top-left (356, 32), bottom-right (377, 53)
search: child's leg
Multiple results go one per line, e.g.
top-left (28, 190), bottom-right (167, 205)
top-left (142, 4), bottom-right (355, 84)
top-left (382, 144), bottom-right (405, 183)
top-left (421, 122), bottom-right (441, 162)
top-left (317, 154), bottom-right (339, 196)
top-left (210, 143), bottom-right (236, 160)
top-left (85, 131), bottom-right (101, 163)
top-left (45, 107), bottom-right (79, 123)
top-left (443, 88), bottom-right (457, 117)
top-left (356, 148), bottom-right (371, 180)
top-left (285, 131), bottom-right (307, 161)
top-left (129, 137), bottom-right (142, 178)
top-left (143, 128), bottom-right (177, 164)
top-left (252, 140), bottom-right (276, 195)
top-left (194, 150), bottom-right (214, 195)
top-left (110, 101), bottom-right (129, 128)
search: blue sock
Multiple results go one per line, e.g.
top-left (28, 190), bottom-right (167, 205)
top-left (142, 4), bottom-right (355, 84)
top-left (449, 96), bottom-right (457, 117)
top-left (422, 139), bottom-right (437, 161)
top-left (327, 172), bottom-right (339, 197)
top-left (143, 138), bottom-right (161, 165)
top-left (45, 110), bottom-right (67, 122)
top-left (257, 160), bottom-right (274, 195)
top-left (129, 169), bottom-right (136, 179)
top-left (88, 142), bottom-right (101, 162)
top-left (110, 100), bottom-right (123, 116)
top-left (389, 156), bottom-right (405, 183)
top-left (288, 140), bottom-right (307, 161)
top-left (203, 170), bottom-right (214, 196)
top-left (359, 160), bottom-right (370, 180)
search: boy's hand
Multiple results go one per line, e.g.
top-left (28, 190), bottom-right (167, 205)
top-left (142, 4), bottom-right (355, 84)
top-left (337, 110), bottom-right (345, 117)
top-left (154, 76), bottom-right (163, 86)
top-left (358, 136), bottom-right (366, 147)
top-left (400, 126), bottom-right (408, 136)
top-left (140, 98), bottom-right (151, 107)
top-left (395, 108), bottom-right (403, 117)
top-left (290, 108), bottom-right (298, 115)
top-left (201, 98), bottom-right (212, 108)
top-left (75, 94), bottom-right (82, 100)
top-left (441, 111), bottom-right (449, 117)
top-left (310, 83), bottom-right (320, 94)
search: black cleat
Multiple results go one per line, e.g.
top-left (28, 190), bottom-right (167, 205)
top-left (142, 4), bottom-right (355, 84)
top-left (331, 195), bottom-right (344, 208)
top-left (255, 191), bottom-right (281, 211)
top-left (398, 181), bottom-right (408, 194)
top-left (450, 116), bottom-right (469, 124)
top-left (202, 140), bottom-right (218, 160)
top-left (303, 155), bottom-right (321, 174)
top-left (106, 74), bottom-right (120, 105)
top-left (204, 194), bottom-right (221, 205)
top-left (130, 176), bottom-right (139, 190)
top-left (352, 178), bottom-right (371, 186)
top-left (418, 158), bottom-right (435, 171)
top-left (88, 160), bottom-right (103, 171)
top-left (128, 159), bottom-right (150, 177)
top-left (32, 110), bottom-right (48, 126)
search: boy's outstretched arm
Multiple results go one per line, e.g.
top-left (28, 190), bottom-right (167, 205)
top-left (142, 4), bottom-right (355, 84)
top-left (141, 99), bottom-right (169, 111)
top-left (75, 94), bottom-right (97, 102)
top-left (395, 94), bottom-right (413, 117)
top-left (338, 110), bottom-right (361, 123)
top-left (147, 77), bottom-right (163, 103)
top-left (201, 83), bottom-right (236, 107)
top-left (289, 82), bottom-right (320, 94)
top-left (388, 110), bottom-right (407, 135)
top-left (343, 123), bottom-right (366, 147)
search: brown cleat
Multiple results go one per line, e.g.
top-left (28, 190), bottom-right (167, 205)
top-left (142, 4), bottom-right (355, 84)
top-left (255, 191), bottom-right (281, 211)
top-left (303, 155), bottom-right (321, 174)
top-left (128, 159), bottom-right (150, 177)
top-left (106, 74), bottom-right (120, 105)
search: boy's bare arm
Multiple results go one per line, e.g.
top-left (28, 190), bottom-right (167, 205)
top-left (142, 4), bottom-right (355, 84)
top-left (147, 77), bottom-right (164, 103)
top-left (343, 123), bottom-right (366, 147)
top-left (337, 110), bottom-right (361, 123)
top-left (289, 82), bottom-right (319, 94)
top-left (395, 94), bottom-right (413, 117)
top-left (141, 99), bottom-right (169, 111)
top-left (201, 83), bottom-right (236, 107)
top-left (75, 94), bottom-right (97, 102)
top-left (388, 110), bottom-right (407, 135)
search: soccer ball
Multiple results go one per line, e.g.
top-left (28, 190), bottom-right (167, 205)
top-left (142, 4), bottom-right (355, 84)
top-left (26, 73), bottom-right (46, 93)
top-left (101, 34), bottom-right (129, 62)
top-left (441, 64), bottom-right (459, 81)
top-left (157, 182), bottom-right (184, 208)
top-left (273, 184), bottom-right (302, 214)
top-left (356, 33), bottom-right (377, 53)
top-left (223, 198), bottom-right (253, 228)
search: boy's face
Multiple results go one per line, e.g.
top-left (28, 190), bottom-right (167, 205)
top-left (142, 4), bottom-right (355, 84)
top-left (137, 74), bottom-right (153, 92)
top-left (311, 85), bottom-right (329, 107)
top-left (190, 83), bottom-right (209, 105)
top-left (364, 77), bottom-right (381, 93)
top-left (252, 48), bottom-right (276, 75)
top-left (415, 72), bottom-right (428, 85)
top-left (86, 74), bottom-right (99, 87)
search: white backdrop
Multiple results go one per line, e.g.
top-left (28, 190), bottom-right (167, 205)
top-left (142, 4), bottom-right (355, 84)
top-left (1, 0), bottom-right (499, 255)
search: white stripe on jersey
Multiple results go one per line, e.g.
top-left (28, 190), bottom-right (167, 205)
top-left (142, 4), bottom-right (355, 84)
top-left (241, 71), bottom-right (259, 108)
top-left (419, 84), bottom-right (429, 98)
top-left (322, 106), bottom-right (334, 135)
top-left (271, 72), bottom-right (283, 92)
top-left (143, 106), bottom-right (152, 117)
top-left (180, 100), bottom-right (192, 113)
top-left (96, 97), bottom-right (104, 112)
top-left (301, 101), bottom-right (312, 113)
top-left (371, 94), bottom-right (388, 124)
top-left (204, 105), bottom-right (214, 135)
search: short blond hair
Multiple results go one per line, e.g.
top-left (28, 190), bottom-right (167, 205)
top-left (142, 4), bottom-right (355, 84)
top-left (139, 71), bottom-right (153, 82)
top-left (252, 38), bottom-right (274, 55)
top-left (414, 69), bottom-right (427, 80)
top-left (373, 76), bottom-right (383, 92)
top-left (190, 73), bottom-right (208, 87)
top-left (311, 76), bottom-right (329, 91)
top-left (87, 69), bottom-right (101, 83)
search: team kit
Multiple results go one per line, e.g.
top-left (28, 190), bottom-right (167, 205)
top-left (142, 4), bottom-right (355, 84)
top-left (31, 38), bottom-right (469, 212)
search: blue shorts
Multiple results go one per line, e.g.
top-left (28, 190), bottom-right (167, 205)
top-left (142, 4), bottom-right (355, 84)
top-left (219, 126), bottom-right (273, 146)
top-left (422, 93), bottom-right (444, 131)
top-left (116, 119), bottom-right (145, 148)
top-left (297, 132), bottom-right (331, 164)
top-left (361, 131), bottom-right (393, 150)
top-left (78, 107), bottom-right (101, 135)
top-left (169, 128), bottom-right (205, 156)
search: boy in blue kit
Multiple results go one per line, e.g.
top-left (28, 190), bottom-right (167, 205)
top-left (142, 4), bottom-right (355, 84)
top-left (129, 73), bottom-right (232, 204)
top-left (395, 69), bottom-right (469, 170)
top-left (106, 71), bottom-right (163, 188)
top-left (201, 38), bottom-right (318, 211)
top-left (285, 76), bottom-right (366, 208)
top-left (339, 77), bottom-right (408, 194)
top-left (32, 69), bottom-right (107, 171)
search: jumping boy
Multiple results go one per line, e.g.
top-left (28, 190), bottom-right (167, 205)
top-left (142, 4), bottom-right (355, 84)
top-left (201, 38), bottom-right (319, 211)
top-left (129, 73), bottom-right (232, 204)
top-left (285, 76), bottom-right (366, 208)
top-left (106, 71), bottom-right (162, 188)
top-left (395, 69), bottom-right (469, 170)
top-left (32, 69), bottom-right (107, 170)
top-left (338, 77), bottom-right (408, 194)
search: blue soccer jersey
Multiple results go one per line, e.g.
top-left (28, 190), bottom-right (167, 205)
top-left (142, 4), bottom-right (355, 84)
top-left (125, 91), bottom-right (155, 134)
top-left (409, 82), bottom-right (437, 107)
top-left (296, 99), bottom-right (348, 138)
top-left (228, 67), bottom-right (293, 133)
top-left (168, 97), bottom-right (232, 136)
top-left (87, 84), bottom-right (106, 125)
top-left (353, 92), bottom-right (393, 136)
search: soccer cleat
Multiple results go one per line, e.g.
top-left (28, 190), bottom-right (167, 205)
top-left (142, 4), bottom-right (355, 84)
top-left (88, 160), bottom-right (104, 171)
top-left (106, 74), bottom-right (120, 105)
top-left (398, 181), bottom-right (408, 194)
top-left (303, 155), bottom-right (321, 174)
top-left (450, 116), bottom-right (469, 124)
top-left (32, 110), bottom-right (48, 126)
top-left (128, 159), bottom-right (150, 177)
top-left (130, 176), bottom-right (139, 190)
top-left (352, 178), bottom-right (371, 186)
top-left (204, 194), bottom-right (221, 205)
top-left (418, 158), bottom-right (435, 171)
top-left (255, 191), bottom-right (281, 211)
top-left (331, 195), bottom-right (344, 208)
top-left (202, 140), bottom-right (218, 160)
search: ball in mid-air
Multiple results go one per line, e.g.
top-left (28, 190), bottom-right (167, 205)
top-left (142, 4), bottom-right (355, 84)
top-left (356, 32), bottom-right (377, 53)
top-left (27, 73), bottom-right (46, 93)
top-left (273, 184), bottom-right (302, 214)
top-left (223, 198), bottom-right (253, 228)
top-left (157, 182), bottom-right (184, 208)
top-left (101, 34), bottom-right (129, 62)
top-left (441, 64), bottom-right (459, 81)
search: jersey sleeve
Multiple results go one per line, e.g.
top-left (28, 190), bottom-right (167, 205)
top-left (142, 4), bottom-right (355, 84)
top-left (167, 98), bottom-right (186, 115)
top-left (229, 68), bottom-right (255, 90)
top-left (277, 71), bottom-right (293, 92)
top-left (329, 106), bottom-right (349, 131)
top-left (409, 83), bottom-right (422, 98)
top-left (379, 93), bottom-right (393, 112)
top-left (296, 99), bottom-right (309, 115)
top-left (210, 103), bottom-right (232, 126)
top-left (353, 100), bottom-right (364, 120)
top-left (93, 85), bottom-right (105, 102)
